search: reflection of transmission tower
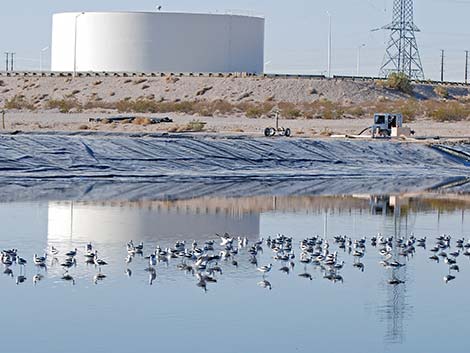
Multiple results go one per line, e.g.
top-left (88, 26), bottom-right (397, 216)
top-left (374, 195), bottom-right (410, 344)
top-left (379, 0), bottom-right (425, 79)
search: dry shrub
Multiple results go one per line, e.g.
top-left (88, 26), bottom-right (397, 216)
top-left (319, 128), bottom-right (333, 136)
top-left (398, 100), bottom-right (418, 122)
top-left (46, 98), bottom-right (82, 113)
top-left (93, 80), bottom-right (102, 86)
top-left (116, 99), bottom-right (156, 113)
top-left (132, 117), bottom-right (152, 126)
top-left (78, 124), bottom-right (89, 130)
top-left (4, 95), bottom-right (35, 110)
top-left (142, 85), bottom-right (150, 90)
top-left (209, 99), bottom-right (233, 115)
top-left (346, 106), bottom-right (366, 117)
top-left (245, 106), bottom-right (265, 118)
top-left (83, 100), bottom-right (115, 110)
top-left (239, 101), bottom-right (274, 118)
top-left (428, 101), bottom-right (470, 122)
top-left (168, 121), bottom-right (206, 133)
top-left (380, 73), bottom-right (413, 94)
top-left (183, 120), bottom-right (206, 132)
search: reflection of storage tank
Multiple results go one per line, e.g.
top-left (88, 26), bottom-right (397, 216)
top-left (47, 202), bottom-right (260, 243)
top-left (51, 12), bottom-right (265, 73)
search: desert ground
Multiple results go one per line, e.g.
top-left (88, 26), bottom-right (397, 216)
top-left (2, 111), bottom-right (469, 138)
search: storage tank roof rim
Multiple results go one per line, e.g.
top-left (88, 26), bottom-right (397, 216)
top-left (53, 11), bottom-right (265, 20)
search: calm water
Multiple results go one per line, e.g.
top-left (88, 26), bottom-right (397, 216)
top-left (0, 195), bottom-right (469, 353)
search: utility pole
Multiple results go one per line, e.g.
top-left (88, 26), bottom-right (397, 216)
top-left (10, 53), bottom-right (15, 72)
top-left (440, 50), bottom-right (444, 82)
top-left (4, 52), bottom-right (8, 71)
top-left (465, 50), bottom-right (468, 84)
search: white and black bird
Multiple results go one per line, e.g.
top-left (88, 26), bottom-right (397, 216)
top-left (257, 264), bottom-right (272, 276)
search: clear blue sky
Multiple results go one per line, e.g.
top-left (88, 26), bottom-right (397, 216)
top-left (1, 0), bottom-right (469, 81)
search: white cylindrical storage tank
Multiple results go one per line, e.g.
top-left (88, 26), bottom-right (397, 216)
top-left (51, 11), bottom-right (265, 73)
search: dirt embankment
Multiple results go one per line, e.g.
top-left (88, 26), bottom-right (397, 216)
top-left (1, 75), bottom-right (470, 137)
top-left (0, 76), bottom-right (407, 107)
top-left (1, 75), bottom-right (470, 109)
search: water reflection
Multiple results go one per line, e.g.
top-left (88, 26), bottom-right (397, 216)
top-left (47, 201), bottom-right (260, 242)
top-left (0, 194), bottom-right (469, 353)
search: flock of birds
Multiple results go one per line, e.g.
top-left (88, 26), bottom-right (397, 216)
top-left (0, 232), bottom-right (467, 289)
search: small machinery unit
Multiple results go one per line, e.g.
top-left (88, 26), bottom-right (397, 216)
top-left (371, 113), bottom-right (412, 138)
top-left (264, 110), bottom-right (291, 137)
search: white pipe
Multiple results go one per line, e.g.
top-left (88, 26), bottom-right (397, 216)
top-left (327, 11), bottom-right (332, 78)
top-left (356, 44), bottom-right (365, 76)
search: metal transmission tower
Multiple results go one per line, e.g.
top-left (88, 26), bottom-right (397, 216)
top-left (380, 0), bottom-right (424, 79)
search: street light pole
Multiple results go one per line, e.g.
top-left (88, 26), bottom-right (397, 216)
top-left (327, 11), bottom-right (332, 78)
top-left (356, 44), bottom-right (366, 77)
top-left (73, 12), bottom-right (85, 78)
top-left (40, 46), bottom-right (49, 72)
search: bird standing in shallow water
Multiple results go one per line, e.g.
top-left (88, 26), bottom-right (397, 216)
top-left (16, 275), bottom-right (27, 285)
top-left (62, 272), bottom-right (75, 285)
top-left (93, 273), bottom-right (106, 284)
top-left (33, 254), bottom-right (47, 266)
top-left (65, 249), bottom-right (78, 257)
top-left (94, 254), bottom-right (108, 267)
top-left (16, 257), bottom-right (27, 267)
top-left (257, 280), bottom-right (272, 290)
top-left (257, 264), bottom-right (272, 277)
top-left (298, 273), bottom-right (313, 280)
top-left (444, 274), bottom-right (456, 284)
top-left (33, 274), bottom-right (44, 284)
